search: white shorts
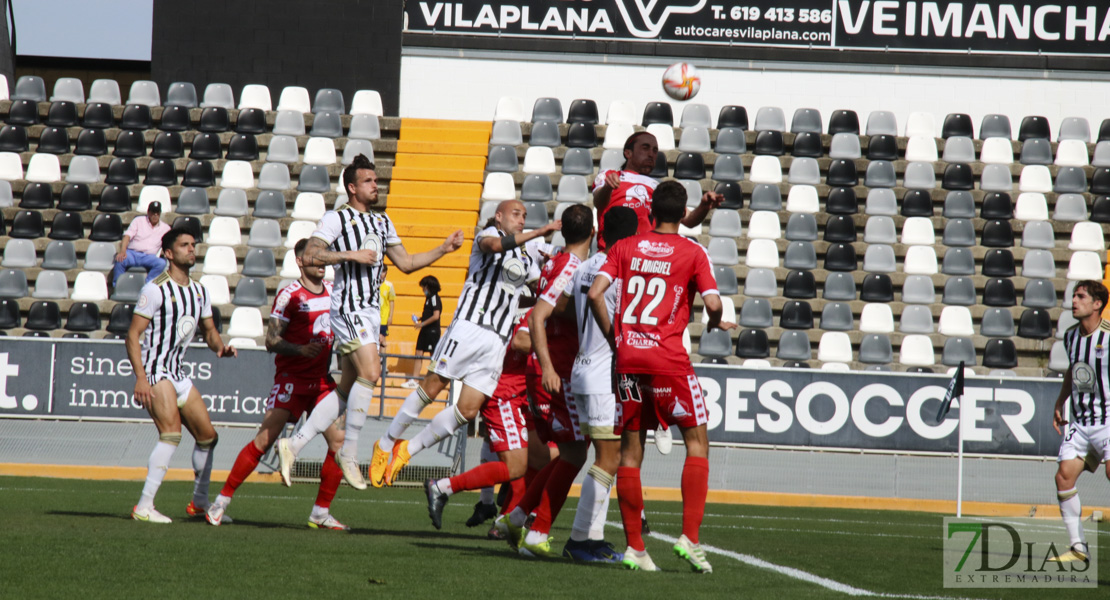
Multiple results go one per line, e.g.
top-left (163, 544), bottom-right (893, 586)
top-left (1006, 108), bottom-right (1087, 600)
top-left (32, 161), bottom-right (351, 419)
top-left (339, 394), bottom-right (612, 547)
top-left (1058, 423), bottom-right (1110, 471)
top-left (573, 392), bottom-right (621, 440)
top-left (150, 376), bottom-right (194, 408)
top-left (430, 319), bottom-right (506, 398)
top-left (331, 307), bottom-right (381, 356)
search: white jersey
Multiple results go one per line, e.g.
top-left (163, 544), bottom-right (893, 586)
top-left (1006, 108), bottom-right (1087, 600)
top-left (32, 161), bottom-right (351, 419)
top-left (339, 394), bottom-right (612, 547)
top-left (567, 251), bottom-right (619, 395)
top-left (1063, 319), bottom-right (1110, 427)
top-left (135, 271), bottom-right (213, 383)
top-left (453, 225), bottom-right (544, 339)
top-left (311, 205), bottom-right (401, 314)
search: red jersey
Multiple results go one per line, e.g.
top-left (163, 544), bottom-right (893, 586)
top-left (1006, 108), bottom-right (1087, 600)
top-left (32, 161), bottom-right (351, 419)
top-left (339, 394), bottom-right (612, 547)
top-left (594, 170), bottom-right (658, 250)
top-left (271, 280), bottom-right (334, 382)
top-left (493, 315), bottom-right (530, 400)
top-left (527, 250), bottom-right (582, 377)
top-left (599, 232), bottom-right (718, 375)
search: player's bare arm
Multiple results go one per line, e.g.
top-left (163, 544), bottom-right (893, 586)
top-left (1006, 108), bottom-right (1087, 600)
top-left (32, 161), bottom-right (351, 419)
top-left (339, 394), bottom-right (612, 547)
top-left (1053, 368), bottom-right (1073, 435)
top-left (201, 317), bottom-right (237, 358)
top-left (384, 230), bottom-right (464, 273)
top-left (478, 221), bottom-right (561, 254)
top-left (592, 171), bottom-right (621, 211)
top-left (681, 190), bottom-right (725, 228)
top-left (265, 317), bottom-right (322, 357)
top-left (587, 276), bottom-right (614, 345)
top-left (126, 313), bottom-right (154, 407)
top-left (529, 301), bottom-right (561, 394)
top-left (303, 236), bottom-right (377, 267)
top-left (702, 293), bottom-right (737, 332)
top-left (511, 327), bottom-right (532, 354)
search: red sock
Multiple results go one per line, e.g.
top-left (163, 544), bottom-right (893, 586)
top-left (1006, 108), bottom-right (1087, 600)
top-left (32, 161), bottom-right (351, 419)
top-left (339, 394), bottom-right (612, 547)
top-left (501, 476), bottom-right (527, 515)
top-left (220, 442), bottom-right (264, 498)
top-left (617, 466), bottom-right (644, 551)
top-left (529, 459), bottom-right (583, 534)
top-left (449, 461), bottom-right (510, 493)
top-left (315, 450), bottom-right (342, 509)
top-left (515, 459), bottom-right (557, 515)
top-left (681, 456), bottom-right (709, 544)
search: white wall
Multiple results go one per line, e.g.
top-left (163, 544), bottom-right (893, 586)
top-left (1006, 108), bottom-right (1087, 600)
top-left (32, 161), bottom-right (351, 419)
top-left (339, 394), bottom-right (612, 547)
top-left (400, 52), bottom-right (1110, 137)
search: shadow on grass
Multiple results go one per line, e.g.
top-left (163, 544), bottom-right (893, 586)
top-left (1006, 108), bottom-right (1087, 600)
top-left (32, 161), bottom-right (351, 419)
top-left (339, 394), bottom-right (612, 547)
top-left (410, 541), bottom-right (624, 570)
top-left (49, 510), bottom-right (134, 521)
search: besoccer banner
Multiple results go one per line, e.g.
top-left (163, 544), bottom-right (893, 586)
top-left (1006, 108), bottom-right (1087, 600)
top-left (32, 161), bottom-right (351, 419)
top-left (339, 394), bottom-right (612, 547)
top-left (404, 0), bottom-right (1110, 57)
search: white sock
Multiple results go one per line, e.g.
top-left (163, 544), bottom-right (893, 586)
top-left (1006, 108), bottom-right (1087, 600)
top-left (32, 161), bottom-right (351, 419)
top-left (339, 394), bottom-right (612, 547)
top-left (382, 387), bottom-right (433, 452)
top-left (137, 441), bottom-right (177, 510)
top-left (571, 465), bottom-right (614, 542)
top-left (291, 390), bottom-right (344, 456)
top-left (311, 505), bottom-right (329, 518)
top-left (192, 442), bottom-right (215, 506)
top-left (589, 488), bottom-right (612, 541)
top-left (214, 493), bottom-right (231, 508)
top-left (1058, 488), bottom-right (1087, 548)
top-left (524, 529), bottom-right (549, 545)
top-left (508, 506), bottom-right (528, 528)
top-left (408, 405), bottom-right (468, 456)
top-left (341, 379), bottom-right (375, 456)
top-left (433, 477), bottom-right (454, 497)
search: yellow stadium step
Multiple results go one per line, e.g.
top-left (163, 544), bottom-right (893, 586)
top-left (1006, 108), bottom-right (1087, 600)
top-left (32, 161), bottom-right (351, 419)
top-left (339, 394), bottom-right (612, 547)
top-left (397, 140), bottom-right (488, 156)
top-left (401, 118), bottom-right (492, 133)
top-left (400, 127), bottom-right (490, 145)
top-left (388, 208), bottom-right (475, 226)
top-left (394, 153), bottom-right (487, 171)
top-left (389, 166), bottom-right (485, 183)
top-left (389, 181), bottom-right (482, 199)
top-left (388, 195), bottom-right (481, 212)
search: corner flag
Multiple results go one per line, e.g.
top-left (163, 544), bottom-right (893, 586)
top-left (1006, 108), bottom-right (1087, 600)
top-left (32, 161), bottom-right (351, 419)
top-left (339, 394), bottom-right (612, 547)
top-left (936, 361), bottom-right (964, 423)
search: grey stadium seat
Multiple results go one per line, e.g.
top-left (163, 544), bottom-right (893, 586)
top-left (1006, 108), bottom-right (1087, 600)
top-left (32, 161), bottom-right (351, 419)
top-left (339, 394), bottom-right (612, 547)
top-left (901, 275), bottom-right (936, 304)
top-left (266, 135), bottom-right (300, 164)
top-left (941, 247), bottom-right (975, 275)
top-left (819, 302), bottom-right (854, 331)
top-left (776, 331), bottom-right (811, 360)
top-left (784, 213), bottom-right (817, 241)
top-left (822, 272), bottom-right (856, 301)
top-left (899, 305), bottom-right (934, 333)
top-left (943, 191), bottom-right (976, 218)
top-left (744, 268), bottom-right (777, 297)
top-left (859, 334), bottom-right (894, 364)
top-left (865, 188), bottom-right (897, 215)
top-left (749, 184), bottom-right (782, 211)
top-left (980, 308), bottom-right (1016, 337)
top-left (739, 298), bottom-right (773, 328)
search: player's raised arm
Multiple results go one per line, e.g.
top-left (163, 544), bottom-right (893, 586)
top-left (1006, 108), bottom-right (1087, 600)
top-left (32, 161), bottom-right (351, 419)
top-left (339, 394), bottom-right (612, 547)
top-left (384, 230), bottom-right (464, 273)
top-left (592, 170), bottom-right (621, 211)
top-left (681, 189), bottom-right (724, 228)
top-left (302, 231), bottom-right (377, 267)
top-left (479, 221), bottom-right (560, 254)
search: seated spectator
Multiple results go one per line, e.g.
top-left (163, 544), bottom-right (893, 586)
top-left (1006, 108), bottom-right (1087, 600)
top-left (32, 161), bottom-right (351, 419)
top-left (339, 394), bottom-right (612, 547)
top-left (113, 201), bottom-right (170, 285)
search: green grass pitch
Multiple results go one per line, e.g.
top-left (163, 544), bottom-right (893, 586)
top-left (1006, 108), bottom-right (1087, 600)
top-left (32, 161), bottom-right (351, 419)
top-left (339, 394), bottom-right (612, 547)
top-left (1, 476), bottom-right (1105, 600)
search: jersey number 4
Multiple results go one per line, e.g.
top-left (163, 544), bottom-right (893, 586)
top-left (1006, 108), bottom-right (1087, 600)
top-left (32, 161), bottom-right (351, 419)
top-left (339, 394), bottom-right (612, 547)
top-left (622, 275), bottom-right (666, 325)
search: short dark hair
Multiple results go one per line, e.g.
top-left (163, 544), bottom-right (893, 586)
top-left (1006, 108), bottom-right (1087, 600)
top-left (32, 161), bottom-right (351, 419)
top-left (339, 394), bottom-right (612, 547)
top-left (293, 237), bottom-right (309, 258)
top-left (1076, 280), bottom-right (1109, 312)
top-left (602, 206), bottom-right (638, 248)
top-left (161, 228), bottom-right (195, 252)
top-left (419, 275), bottom-right (441, 295)
top-left (342, 154), bottom-right (375, 196)
top-left (560, 204), bottom-right (593, 245)
top-left (650, 180), bottom-right (687, 224)
top-left (621, 131), bottom-right (655, 169)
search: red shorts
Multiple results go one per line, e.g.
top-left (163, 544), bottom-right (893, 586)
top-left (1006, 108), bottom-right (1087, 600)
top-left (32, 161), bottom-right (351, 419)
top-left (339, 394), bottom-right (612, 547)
top-left (618, 371), bottom-right (707, 431)
top-left (265, 375), bottom-right (337, 423)
top-left (480, 392), bottom-right (529, 453)
top-left (527, 373), bottom-right (585, 444)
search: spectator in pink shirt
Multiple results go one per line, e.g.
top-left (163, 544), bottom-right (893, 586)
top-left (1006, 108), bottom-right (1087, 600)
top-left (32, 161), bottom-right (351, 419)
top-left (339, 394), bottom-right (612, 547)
top-left (113, 201), bottom-right (171, 285)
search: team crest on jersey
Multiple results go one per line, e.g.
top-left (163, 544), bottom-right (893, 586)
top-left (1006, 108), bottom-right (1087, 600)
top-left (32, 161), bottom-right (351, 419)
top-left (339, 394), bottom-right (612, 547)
top-left (312, 313), bottom-right (331, 336)
top-left (361, 235), bottom-right (383, 263)
top-left (1073, 361), bottom-right (1097, 393)
top-left (637, 240), bottom-right (674, 259)
top-left (1097, 345), bottom-right (1106, 359)
top-left (177, 315), bottom-right (197, 341)
top-left (138, 294), bottom-right (148, 309)
top-left (625, 184), bottom-right (650, 209)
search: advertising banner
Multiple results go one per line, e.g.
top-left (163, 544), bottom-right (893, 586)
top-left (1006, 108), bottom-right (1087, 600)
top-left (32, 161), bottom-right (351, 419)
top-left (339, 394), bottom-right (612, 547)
top-left (404, 0), bottom-right (1110, 57)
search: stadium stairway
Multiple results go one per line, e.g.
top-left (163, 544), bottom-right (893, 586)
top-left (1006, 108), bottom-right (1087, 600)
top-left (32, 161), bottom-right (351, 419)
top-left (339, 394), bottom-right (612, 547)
top-left (378, 118), bottom-right (488, 416)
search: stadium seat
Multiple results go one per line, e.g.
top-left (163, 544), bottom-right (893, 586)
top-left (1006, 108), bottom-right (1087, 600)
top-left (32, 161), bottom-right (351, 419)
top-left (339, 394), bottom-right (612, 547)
top-left (864, 188), bottom-right (897, 216)
top-left (10, 210), bottom-right (45, 238)
top-left (346, 90), bottom-right (382, 117)
top-left (981, 308), bottom-right (1016, 337)
top-left (711, 127), bottom-right (745, 154)
top-left (1094, 142), bottom-right (1110, 167)
top-left (209, 189), bottom-right (248, 217)
top-left (977, 114), bottom-right (1011, 139)
top-left (785, 131), bottom-right (819, 158)
top-left (866, 135), bottom-right (898, 161)
top-left (982, 249), bottom-right (1016, 277)
top-left (942, 277), bottom-right (976, 305)
top-left (941, 191), bottom-right (974, 219)
top-left (49, 212), bottom-right (83, 241)
top-left (787, 157), bottom-right (820, 185)
top-left (862, 245), bottom-right (896, 273)
top-left (905, 186), bottom-right (936, 214)
top-left (310, 111), bottom-right (342, 138)
top-left (25, 301), bottom-right (61, 331)
top-left (865, 110), bottom-right (897, 136)
top-left (938, 306), bottom-right (974, 337)
top-left (741, 211), bottom-right (778, 241)
top-left (754, 130), bottom-right (784, 156)
top-left (899, 305), bottom-right (934, 333)
top-left (149, 131), bottom-right (184, 159)
top-left (1067, 252), bottom-right (1104, 280)
top-left (520, 174), bottom-right (552, 202)
top-left (817, 332), bottom-right (852, 364)
top-left (1019, 138), bottom-right (1053, 165)
top-left (143, 158), bottom-right (177, 186)
top-left (226, 134), bottom-right (259, 161)
top-left (750, 184), bottom-right (782, 211)
top-left (45, 101), bottom-right (78, 127)
top-left (1022, 250), bottom-right (1057, 279)
top-left (529, 120), bottom-right (562, 147)
top-left (1054, 166), bottom-right (1088, 193)
top-left (748, 156), bottom-right (782, 183)
top-left (13, 75), bottom-right (45, 101)
top-left (165, 81), bottom-right (198, 108)
top-left (7, 99), bottom-right (39, 126)
top-left (977, 192), bottom-right (1012, 220)
top-left (823, 215), bottom-right (856, 243)
top-left (941, 337), bottom-right (976, 367)
top-left (197, 274), bottom-right (230, 305)
top-left (902, 275), bottom-right (936, 304)
top-left (598, 149), bottom-right (622, 172)
top-left (790, 108), bottom-right (822, 133)
top-left (605, 101), bottom-right (637, 126)
top-left (860, 274), bottom-right (893, 302)
top-left (602, 122), bottom-right (635, 150)
top-left (904, 136), bottom-right (938, 162)
top-left (1069, 221), bottom-right (1104, 251)
top-left (903, 246), bottom-right (938, 275)
top-left (983, 278), bottom-right (1018, 306)
top-left (1057, 311), bottom-right (1078, 338)
top-left (776, 331), bottom-right (811, 360)
top-left (862, 216), bottom-right (895, 245)
top-left (743, 268), bottom-right (777, 298)
top-left (708, 238), bottom-right (740, 267)
top-left (495, 96), bottom-right (527, 122)
top-left (824, 243), bottom-right (857, 272)
top-left (900, 217), bottom-right (935, 245)
top-left (816, 302), bottom-right (852, 332)
top-left (345, 114), bottom-right (380, 141)
top-left (942, 219), bottom-right (975, 247)
top-left (70, 272), bottom-right (108, 302)
top-left (942, 137), bottom-right (975, 163)
top-left (522, 147), bottom-right (556, 175)
top-left (783, 269), bottom-right (816, 298)
top-left (899, 335), bottom-right (936, 367)
top-left (26, 154), bottom-right (62, 183)
top-left (742, 239), bottom-right (776, 268)
top-left (735, 329), bottom-right (769, 359)
top-left (1055, 139), bottom-right (1090, 167)
top-left (902, 162), bottom-right (935, 190)
top-left (785, 185), bottom-right (818, 213)
top-left (276, 86), bottom-right (311, 114)
top-left (823, 109), bottom-right (857, 134)
top-left (981, 220), bottom-right (1014, 247)
top-left (1019, 116), bottom-right (1051, 141)
top-left (20, 183), bottom-right (54, 209)
top-left (73, 128), bottom-right (108, 158)
top-left (697, 329), bottom-right (732, 361)
top-left (218, 161), bottom-right (254, 189)
top-left (238, 84), bottom-right (272, 111)
top-left (2, 239), bottom-right (36, 268)
top-left (1022, 279), bottom-right (1057, 309)
top-left (983, 339), bottom-right (1018, 369)
top-left (904, 112), bottom-right (935, 138)
top-left (285, 221), bottom-right (316, 248)
top-left (0, 125), bottom-right (27, 152)
top-left (672, 153), bottom-right (704, 180)
top-left (32, 270), bottom-right (69, 299)
top-left (716, 105), bottom-right (747, 130)
top-left (753, 106), bottom-right (785, 132)
top-left (103, 302), bottom-right (136, 335)
top-left (825, 159), bottom-right (858, 187)
top-left (859, 303), bottom-right (894, 334)
top-left (1094, 169), bottom-right (1110, 194)
top-left (302, 137), bottom-right (336, 166)
top-left (707, 181), bottom-right (739, 210)
top-left (267, 110), bottom-right (305, 137)
top-left (825, 133), bottom-right (859, 160)
top-left (1053, 193), bottom-right (1088, 222)
top-left (247, 219), bottom-right (283, 248)
top-left (737, 297), bottom-right (771, 328)
top-left (0, 269), bottom-right (29, 299)
top-left (232, 277), bottom-right (268, 307)
top-left (1019, 165), bottom-right (1052, 192)
top-left (201, 245), bottom-right (238, 275)
top-left (641, 102), bottom-right (673, 126)
top-left (227, 307), bottom-right (265, 338)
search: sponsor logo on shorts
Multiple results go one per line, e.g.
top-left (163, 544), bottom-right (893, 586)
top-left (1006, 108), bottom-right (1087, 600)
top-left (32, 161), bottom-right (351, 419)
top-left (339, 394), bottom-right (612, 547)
top-left (652, 387), bottom-right (673, 396)
top-left (626, 331), bottom-right (660, 349)
top-left (489, 430), bottom-right (502, 443)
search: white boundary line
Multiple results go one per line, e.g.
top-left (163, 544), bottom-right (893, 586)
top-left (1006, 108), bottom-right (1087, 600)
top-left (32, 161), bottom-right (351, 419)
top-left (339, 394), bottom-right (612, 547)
top-left (619, 523), bottom-right (987, 600)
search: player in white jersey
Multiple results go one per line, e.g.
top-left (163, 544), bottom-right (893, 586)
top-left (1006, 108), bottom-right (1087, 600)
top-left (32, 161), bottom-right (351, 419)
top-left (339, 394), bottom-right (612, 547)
top-left (126, 228), bottom-right (237, 523)
top-left (370, 199), bottom-right (561, 487)
top-left (292, 154), bottom-right (464, 490)
top-left (1049, 280), bottom-right (1110, 563)
top-left (558, 206), bottom-right (639, 559)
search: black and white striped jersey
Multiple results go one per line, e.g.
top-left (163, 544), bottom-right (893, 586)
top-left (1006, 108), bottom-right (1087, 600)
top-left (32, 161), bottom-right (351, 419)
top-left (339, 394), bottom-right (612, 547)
top-left (311, 205), bottom-right (401, 314)
top-left (453, 225), bottom-right (545, 339)
top-left (1063, 319), bottom-right (1110, 427)
top-left (135, 271), bottom-right (213, 382)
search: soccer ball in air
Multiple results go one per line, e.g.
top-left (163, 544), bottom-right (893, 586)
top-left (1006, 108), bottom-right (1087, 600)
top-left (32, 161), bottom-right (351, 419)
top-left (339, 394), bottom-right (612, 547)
top-left (661, 62), bottom-right (701, 101)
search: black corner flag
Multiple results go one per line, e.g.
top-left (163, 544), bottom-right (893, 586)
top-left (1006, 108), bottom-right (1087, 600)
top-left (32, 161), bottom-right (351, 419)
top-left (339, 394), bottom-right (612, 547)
top-left (936, 361), bottom-right (965, 423)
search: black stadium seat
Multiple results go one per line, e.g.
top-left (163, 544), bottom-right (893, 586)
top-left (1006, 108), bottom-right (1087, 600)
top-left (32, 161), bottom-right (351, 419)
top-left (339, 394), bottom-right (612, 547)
top-left (941, 113), bottom-right (973, 138)
top-left (983, 339), bottom-right (1018, 368)
top-left (159, 105), bottom-right (191, 131)
top-left (1018, 115), bottom-right (1051, 141)
top-left (791, 131), bottom-right (822, 158)
top-left (10, 210), bottom-right (45, 238)
top-left (860, 274), bottom-right (894, 302)
top-left (980, 192), bottom-right (1013, 219)
top-left (82, 102), bottom-right (115, 129)
top-left (48, 212), bottom-right (84, 240)
top-left (199, 107), bottom-right (230, 132)
top-left (900, 190), bottom-right (933, 217)
top-left (783, 270), bottom-right (816, 299)
top-left (7, 99), bottom-right (39, 126)
top-left (106, 303), bottom-right (136, 334)
top-left (57, 184), bottom-right (92, 211)
top-left (824, 243), bottom-right (858, 271)
top-left (89, 213), bottom-right (124, 242)
top-left (754, 130), bottom-right (783, 156)
top-left (235, 108), bottom-right (268, 134)
top-left (113, 130), bottom-right (146, 157)
top-left (26, 301), bottom-right (61, 331)
top-left (825, 187), bottom-right (858, 214)
top-left (827, 109), bottom-right (860, 134)
top-left (190, 132), bottom-right (223, 160)
top-left (735, 329), bottom-right (769, 358)
top-left (150, 131), bottom-right (184, 158)
top-left (97, 185), bottom-right (132, 212)
top-left (46, 101), bottom-right (79, 127)
top-left (866, 135), bottom-right (898, 160)
top-left (226, 134), bottom-right (259, 161)
top-left (780, 300), bottom-right (813, 329)
top-left (36, 127), bottom-right (70, 154)
top-left (0, 125), bottom-right (28, 152)
top-left (120, 104), bottom-right (153, 130)
top-left (717, 105), bottom-right (748, 130)
top-left (144, 159), bottom-right (178, 185)
top-left (65, 303), bottom-right (102, 332)
top-left (75, 128), bottom-right (108, 156)
top-left (19, 183), bottom-right (54, 209)
top-left (673, 153), bottom-right (705, 179)
top-left (641, 102), bottom-right (673, 126)
top-left (567, 99), bottom-right (599, 125)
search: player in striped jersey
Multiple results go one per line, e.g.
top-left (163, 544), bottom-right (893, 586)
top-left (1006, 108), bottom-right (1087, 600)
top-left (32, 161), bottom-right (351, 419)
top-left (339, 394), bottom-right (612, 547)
top-left (1049, 280), bottom-right (1110, 563)
top-left (126, 228), bottom-right (237, 524)
top-left (292, 154), bottom-right (464, 490)
top-left (371, 199), bottom-right (561, 487)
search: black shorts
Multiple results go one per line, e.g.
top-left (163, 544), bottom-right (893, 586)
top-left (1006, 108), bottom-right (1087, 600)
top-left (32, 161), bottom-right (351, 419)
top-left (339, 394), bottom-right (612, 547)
top-left (416, 328), bottom-right (440, 353)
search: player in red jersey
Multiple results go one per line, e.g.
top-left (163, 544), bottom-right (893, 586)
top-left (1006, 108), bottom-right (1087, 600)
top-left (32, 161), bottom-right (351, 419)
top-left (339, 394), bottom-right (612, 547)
top-left (205, 239), bottom-right (348, 530)
top-left (592, 131), bottom-right (720, 251)
top-left (589, 181), bottom-right (736, 573)
top-left (424, 316), bottom-right (535, 529)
